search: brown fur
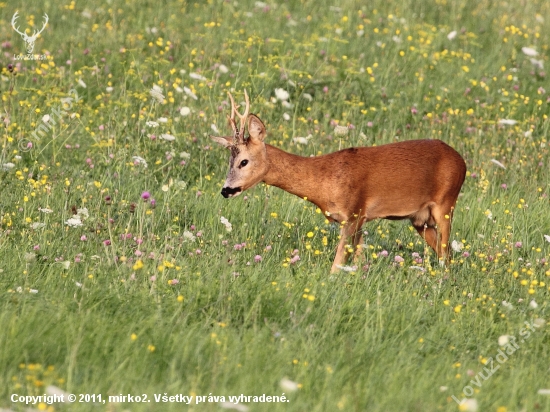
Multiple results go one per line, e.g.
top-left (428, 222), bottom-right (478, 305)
top-left (212, 107), bottom-right (466, 273)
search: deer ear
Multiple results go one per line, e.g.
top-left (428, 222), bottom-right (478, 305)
top-left (247, 114), bottom-right (266, 143)
top-left (210, 135), bottom-right (233, 148)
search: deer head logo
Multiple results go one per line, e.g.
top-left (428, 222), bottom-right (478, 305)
top-left (11, 11), bottom-right (49, 55)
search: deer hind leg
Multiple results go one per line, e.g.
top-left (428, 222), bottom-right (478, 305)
top-left (412, 202), bottom-right (455, 264)
top-left (330, 217), bottom-right (366, 273)
top-left (431, 202), bottom-right (457, 263)
top-left (411, 204), bottom-right (441, 259)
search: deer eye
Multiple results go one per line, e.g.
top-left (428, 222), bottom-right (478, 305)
top-left (240, 159), bottom-right (249, 168)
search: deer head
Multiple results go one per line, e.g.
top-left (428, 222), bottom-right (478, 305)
top-left (211, 91), bottom-right (269, 198)
top-left (11, 12), bottom-right (49, 55)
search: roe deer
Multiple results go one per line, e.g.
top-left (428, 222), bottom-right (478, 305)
top-left (211, 91), bottom-right (467, 272)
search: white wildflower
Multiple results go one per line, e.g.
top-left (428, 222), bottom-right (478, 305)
top-left (521, 47), bottom-right (538, 57)
top-left (183, 230), bottom-right (196, 242)
top-left (502, 300), bottom-right (514, 310)
top-left (218, 64), bottom-right (229, 74)
top-left (409, 266), bottom-right (426, 272)
top-left (77, 208), bottom-right (89, 219)
top-left (160, 134), bottom-right (175, 141)
top-left (334, 125), bottom-right (349, 136)
top-left (189, 72), bottom-right (207, 81)
top-left (498, 119), bottom-right (517, 126)
top-left (282, 113), bottom-right (291, 121)
top-left (1, 162), bottom-right (15, 170)
top-left (447, 30), bottom-right (457, 40)
top-left (538, 389), bottom-right (550, 395)
top-left (293, 134), bottom-right (312, 145)
top-left (392, 35), bottom-right (402, 43)
top-left (106, 86), bottom-right (114, 93)
top-left (31, 222), bottom-right (45, 230)
top-left (78, 78), bottom-right (87, 88)
top-left (279, 378), bottom-right (299, 392)
top-left (255, 1), bottom-right (267, 7)
top-left (146, 121), bottom-right (159, 128)
top-left (183, 86), bottom-right (198, 100)
top-left (451, 240), bottom-right (464, 252)
top-left (534, 318), bottom-right (546, 328)
top-left (24, 252), bottom-right (36, 262)
top-left (150, 85), bottom-right (164, 103)
top-left (498, 335), bottom-right (510, 346)
top-left (544, 235), bottom-right (550, 243)
top-left (461, 398), bottom-right (478, 412)
top-left (275, 88), bottom-right (290, 101)
top-left (530, 300), bottom-right (538, 309)
top-left (530, 58), bottom-right (544, 69)
top-left (65, 215), bottom-right (83, 227)
top-left (180, 107), bottom-right (191, 116)
top-left (175, 86), bottom-right (183, 93)
top-left (336, 265), bottom-right (357, 272)
top-left (132, 156), bottom-right (148, 168)
top-left (211, 124), bottom-right (220, 134)
top-left (42, 114), bottom-right (51, 123)
top-left (180, 151), bottom-right (191, 159)
top-left (302, 93), bottom-right (313, 101)
top-left (157, 117), bottom-right (168, 123)
top-left (176, 181), bottom-right (187, 190)
top-left (59, 261), bottom-right (71, 270)
top-left (220, 216), bottom-right (232, 232)
top-left (39, 207), bottom-right (53, 213)
top-left (29, 289), bottom-right (38, 294)
top-left (281, 100), bottom-right (294, 109)
top-left (484, 209), bottom-right (493, 219)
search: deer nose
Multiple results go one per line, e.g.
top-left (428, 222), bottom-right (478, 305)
top-left (221, 187), bottom-right (241, 198)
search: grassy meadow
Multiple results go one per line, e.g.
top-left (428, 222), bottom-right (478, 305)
top-left (1, 0), bottom-right (550, 410)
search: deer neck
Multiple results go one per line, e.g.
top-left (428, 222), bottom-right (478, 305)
top-left (263, 144), bottom-right (322, 205)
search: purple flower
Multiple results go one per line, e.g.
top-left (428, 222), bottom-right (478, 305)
top-left (141, 191), bottom-right (151, 200)
top-left (290, 255), bottom-right (300, 264)
top-left (80, 235), bottom-right (87, 241)
top-left (515, 242), bottom-right (523, 248)
top-left (394, 255), bottom-right (404, 263)
top-left (103, 239), bottom-right (111, 246)
top-left (378, 250), bottom-right (388, 257)
top-left (410, 107), bottom-right (418, 115)
top-left (254, 255), bottom-right (262, 263)
top-left (501, 184), bottom-right (508, 189)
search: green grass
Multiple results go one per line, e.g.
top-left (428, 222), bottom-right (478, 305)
top-left (1, 0), bottom-right (550, 411)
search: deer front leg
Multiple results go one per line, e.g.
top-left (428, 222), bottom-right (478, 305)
top-left (330, 219), bottom-right (365, 273)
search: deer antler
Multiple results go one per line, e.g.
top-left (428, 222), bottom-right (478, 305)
top-left (33, 13), bottom-right (49, 38)
top-left (227, 90), bottom-right (250, 144)
top-left (11, 12), bottom-right (26, 37)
